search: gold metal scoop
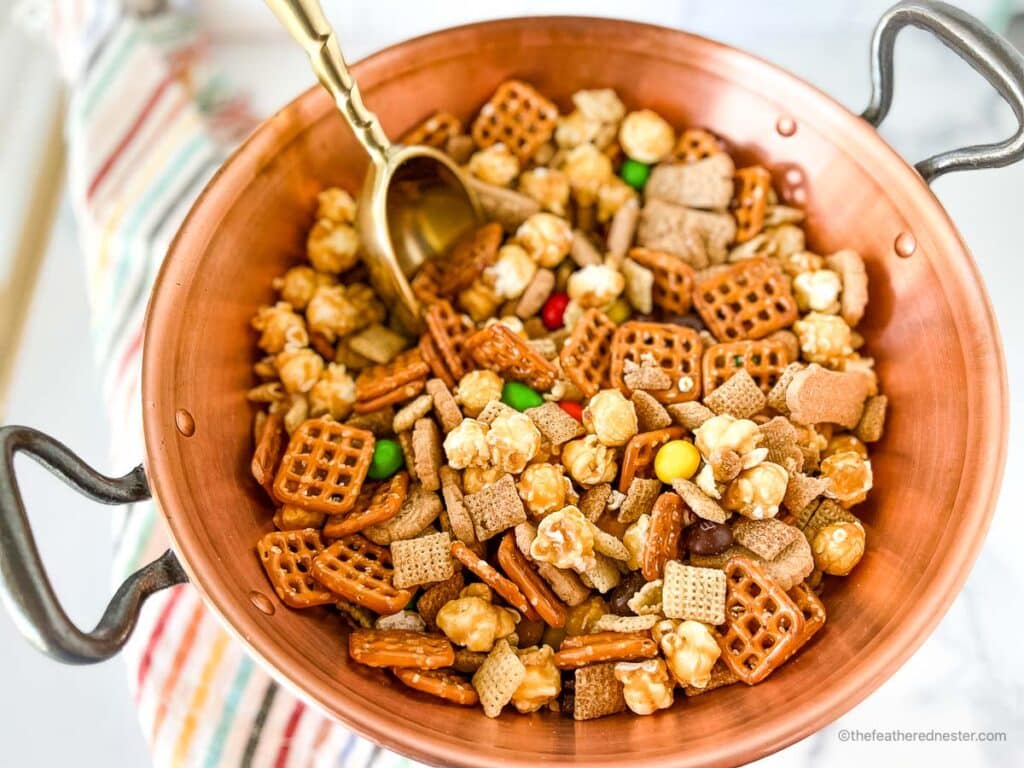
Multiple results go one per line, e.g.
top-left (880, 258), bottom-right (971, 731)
top-left (265, 0), bottom-right (481, 333)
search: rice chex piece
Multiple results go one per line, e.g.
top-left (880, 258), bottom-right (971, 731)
top-left (766, 362), bottom-right (803, 414)
top-left (671, 479), bottom-right (728, 523)
top-left (477, 400), bottom-right (518, 425)
top-left (631, 390), bottom-right (672, 432)
top-left (581, 553), bottom-right (622, 593)
top-left (856, 394), bottom-right (888, 443)
top-left (666, 400), bottom-right (715, 430)
top-left (578, 483), bottom-right (612, 522)
top-left (393, 394), bottom-right (434, 434)
top-left (704, 369), bottom-right (766, 418)
top-left (662, 560), bottom-right (726, 624)
top-left (390, 532), bottom-right (454, 589)
top-left (416, 570), bottom-right (465, 629)
top-left (464, 473), bottom-right (527, 541)
top-left (525, 402), bottom-right (585, 446)
top-left (473, 639), bottom-right (526, 718)
top-left (759, 416), bottom-right (803, 473)
top-left (438, 466), bottom-right (477, 544)
top-left (618, 477), bottom-right (662, 524)
top-left (573, 663), bottom-right (627, 720)
top-left (593, 614), bottom-right (659, 633)
top-left (425, 378), bottom-right (463, 433)
top-left (683, 662), bottom-right (740, 696)
top-left (731, 519), bottom-right (799, 561)
top-left (783, 473), bottom-right (830, 514)
top-left (412, 418), bottom-right (443, 491)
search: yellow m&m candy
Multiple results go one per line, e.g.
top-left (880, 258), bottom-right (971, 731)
top-left (654, 440), bottom-right (700, 483)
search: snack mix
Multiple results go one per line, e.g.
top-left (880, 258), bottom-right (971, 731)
top-left (249, 81), bottom-right (885, 720)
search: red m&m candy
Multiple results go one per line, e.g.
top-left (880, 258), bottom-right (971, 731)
top-left (541, 292), bottom-right (570, 330)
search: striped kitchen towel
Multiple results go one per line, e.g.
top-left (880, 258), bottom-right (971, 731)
top-left (47, 1), bottom-right (429, 765)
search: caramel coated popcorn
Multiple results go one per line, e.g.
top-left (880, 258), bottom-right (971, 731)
top-left (248, 78), bottom-right (887, 721)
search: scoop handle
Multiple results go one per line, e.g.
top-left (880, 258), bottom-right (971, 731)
top-left (862, 0), bottom-right (1024, 183)
top-left (265, 0), bottom-right (391, 166)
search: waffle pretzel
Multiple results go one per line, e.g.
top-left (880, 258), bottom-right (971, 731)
top-left (559, 308), bottom-right (615, 398)
top-left (323, 471), bottom-right (409, 539)
top-left (465, 323), bottom-right (558, 391)
top-left (693, 258), bottom-right (798, 342)
top-left (446, 222), bottom-right (503, 295)
top-left (788, 581), bottom-right (827, 647)
top-left (619, 427), bottom-right (684, 492)
top-left (354, 348), bottom-right (430, 413)
top-left (424, 299), bottom-right (475, 383)
top-left (401, 111), bottom-right (463, 149)
top-left (471, 80), bottom-right (559, 162)
top-left (272, 419), bottom-right (374, 515)
top-left (450, 540), bottom-right (536, 620)
top-left (674, 128), bottom-right (723, 163)
top-left (553, 631), bottom-right (658, 669)
top-left (348, 629), bottom-right (455, 669)
top-left (392, 667), bottom-right (479, 706)
top-left (732, 166), bottom-right (772, 243)
top-left (627, 247), bottom-right (696, 315)
top-left (256, 529), bottom-right (336, 608)
top-left (610, 322), bottom-right (702, 405)
top-left (717, 556), bottom-right (806, 684)
top-left (251, 410), bottom-right (285, 496)
top-left (411, 259), bottom-right (447, 307)
top-left (419, 332), bottom-right (453, 389)
top-left (312, 534), bottom-right (414, 615)
top-left (702, 338), bottom-right (791, 394)
top-left (496, 532), bottom-right (567, 628)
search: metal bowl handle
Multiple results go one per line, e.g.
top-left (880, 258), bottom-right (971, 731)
top-left (0, 426), bottom-right (187, 664)
top-left (862, 0), bottom-right (1024, 183)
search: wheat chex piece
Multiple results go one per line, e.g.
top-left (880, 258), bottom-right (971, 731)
top-left (348, 324), bottom-right (409, 365)
top-left (559, 309), bottom-right (616, 398)
top-left (416, 570), bottom-right (465, 629)
top-left (671, 479), bottom-right (728, 524)
top-left (765, 362), bottom-right (803, 415)
top-left (783, 473), bottom-right (830, 514)
top-left (363, 484), bottom-right (442, 546)
top-left (593, 614), bottom-right (659, 633)
top-left (393, 394), bottom-right (434, 434)
top-left (473, 638), bottom-right (527, 718)
top-left (401, 111), bottom-right (462, 148)
top-left (704, 368), bottom-right (766, 419)
top-left (464, 473), bottom-right (528, 541)
top-left (766, 534), bottom-right (815, 591)
top-left (537, 562), bottom-right (592, 607)
top-left (786, 364), bottom-right (869, 429)
top-left (666, 401), bottom-right (715, 430)
top-left (257, 529), bottom-right (336, 608)
top-left (592, 528), bottom-right (630, 561)
top-left (630, 390), bottom-right (673, 433)
top-left (471, 80), bottom-right (558, 162)
top-left (637, 199), bottom-right (733, 268)
top-left (825, 249), bottom-right (869, 327)
top-left (581, 553), bottom-right (622, 593)
top-left (645, 154), bottom-right (735, 211)
top-left (683, 662), bottom-right (740, 696)
top-left (618, 477), bottom-right (662, 524)
top-left (525, 402), bottom-right (585, 446)
top-left (390, 532), bottom-right (455, 589)
top-left (759, 416), bottom-right (803, 473)
top-left (476, 399), bottom-right (517, 426)
top-left (515, 267), bottom-right (556, 319)
top-left (578, 483), bottom-right (613, 523)
top-left (272, 419), bottom-right (375, 515)
top-left (792, 498), bottom-right (822, 531)
top-left (397, 431), bottom-right (417, 482)
top-left (412, 418), bottom-right (443, 492)
top-left (804, 499), bottom-right (858, 535)
top-left (513, 521), bottom-right (537, 557)
top-left (662, 560), bottom-right (726, 624)
top-left (622, 360), bottom-right (673, 392)
top-left (573, 663), bottom-right (627, 720)
top-left (856, 394), bottom-right (888, 443)
top-left (438, 466), bottom-right (477, 544)
top-left (570, 229), bottom-right (603, 267)
top-left (731, 519), bottom-right (800, 561)
top-left (423, 378), bottom-right (462, 433)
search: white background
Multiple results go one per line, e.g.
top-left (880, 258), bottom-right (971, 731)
top-left (1, 1), bottom-right (1022, 765)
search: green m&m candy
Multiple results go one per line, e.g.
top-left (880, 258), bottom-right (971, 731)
top-left (367, 438), bottom-right (404, 479)
top-left (501, 380), bottom-right (544, 411)
top-left (620, 158), bottom-right (651, 190)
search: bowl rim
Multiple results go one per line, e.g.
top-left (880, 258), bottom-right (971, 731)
top-left (142, 15), bottom-right (1008, 768)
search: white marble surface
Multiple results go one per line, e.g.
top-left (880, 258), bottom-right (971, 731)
top-left (2, 1), bottom-right (1023, 765)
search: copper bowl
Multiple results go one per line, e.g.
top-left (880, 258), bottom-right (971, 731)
top-left (0, 7), bottom-right (1013, 768)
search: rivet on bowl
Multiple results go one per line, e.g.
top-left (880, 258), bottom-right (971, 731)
top-left (776, 116), bottom-right (797, 137)
top-left (894, 232), bottom-right (917, 258)
top-left (249, 590), bottom-right (276, 615)
top-left (174, 409), bottom-right (196, 437)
